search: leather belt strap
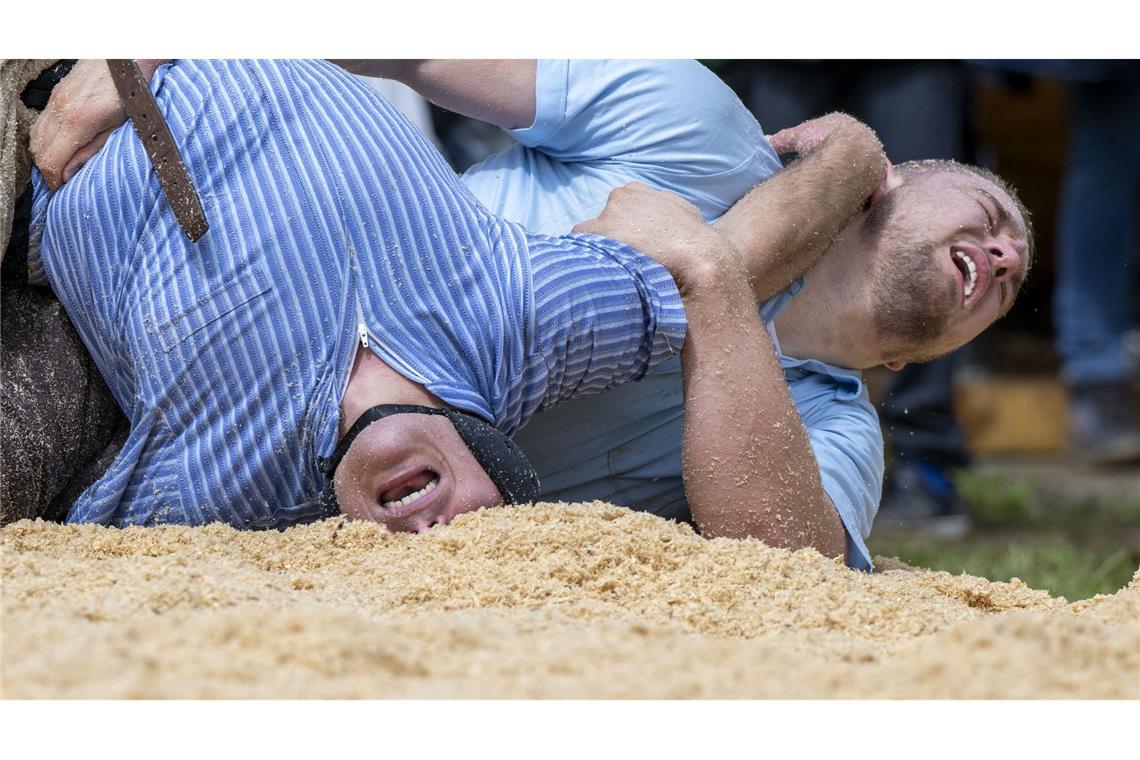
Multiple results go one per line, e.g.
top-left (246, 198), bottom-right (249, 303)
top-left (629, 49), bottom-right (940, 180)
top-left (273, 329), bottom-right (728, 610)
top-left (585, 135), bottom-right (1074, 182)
top-left (106, 60), bottom-right (209, 242)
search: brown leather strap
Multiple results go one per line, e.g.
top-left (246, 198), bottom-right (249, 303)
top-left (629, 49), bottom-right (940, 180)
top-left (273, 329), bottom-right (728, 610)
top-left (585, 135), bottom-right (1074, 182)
top-left (106, 60), bottom-right (209, 242)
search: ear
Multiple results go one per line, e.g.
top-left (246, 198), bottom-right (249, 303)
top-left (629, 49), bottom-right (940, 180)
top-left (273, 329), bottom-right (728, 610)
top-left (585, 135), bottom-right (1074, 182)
top-left (883, 360), bottom-right (908, 371)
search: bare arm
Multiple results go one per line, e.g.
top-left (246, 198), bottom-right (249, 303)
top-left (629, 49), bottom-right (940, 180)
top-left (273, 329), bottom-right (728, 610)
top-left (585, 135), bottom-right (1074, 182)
top-left (574, 185), bottom-right (846, 559)
top-left (716, 113), bottom-right (891, 302)
top-left (678, 243), bottom-right (845, 555)
top-left (331, 59), bottom-right (537, 131)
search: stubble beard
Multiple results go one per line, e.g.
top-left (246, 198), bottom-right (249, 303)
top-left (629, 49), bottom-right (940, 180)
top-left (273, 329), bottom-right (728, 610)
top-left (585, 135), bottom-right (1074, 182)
top-left (870, 240), bottom-right (954, 351)
top-left (863, 200), bottom-right (956, 355)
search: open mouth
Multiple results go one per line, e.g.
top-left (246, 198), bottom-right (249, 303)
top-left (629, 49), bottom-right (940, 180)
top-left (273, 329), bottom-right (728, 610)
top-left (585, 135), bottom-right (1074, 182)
top-left (379, 469), bottom-right (440, 512)
top-left (950, 245), bottom-right (990, 308)
top-left (952, 249), bottom-right (977, 298)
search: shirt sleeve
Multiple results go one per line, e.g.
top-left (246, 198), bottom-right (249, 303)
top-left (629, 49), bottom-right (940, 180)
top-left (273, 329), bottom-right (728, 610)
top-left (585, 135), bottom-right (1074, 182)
top-left (510, 59), bottom-right (781, 213)
top-left (517, 231), bottom-right (687, 429)
top-left (26, 172), bottom-right (51, 286)
top-left (794, 379), bottom-right (884, 572)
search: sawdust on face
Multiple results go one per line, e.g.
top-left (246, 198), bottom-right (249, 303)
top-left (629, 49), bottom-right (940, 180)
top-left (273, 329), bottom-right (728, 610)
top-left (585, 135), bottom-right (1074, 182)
top-left (2, 502), bottom-right (1137, 698)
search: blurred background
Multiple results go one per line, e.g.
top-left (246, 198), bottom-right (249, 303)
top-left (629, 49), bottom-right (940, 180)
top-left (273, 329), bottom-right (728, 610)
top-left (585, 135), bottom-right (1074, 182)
top-left (367, 61), bottom-right (1140, 599)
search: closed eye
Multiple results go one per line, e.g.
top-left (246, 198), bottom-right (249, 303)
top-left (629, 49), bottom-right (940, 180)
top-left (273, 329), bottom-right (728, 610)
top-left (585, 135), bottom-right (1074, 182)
top-left (975, 198), bottom-right (996, 232)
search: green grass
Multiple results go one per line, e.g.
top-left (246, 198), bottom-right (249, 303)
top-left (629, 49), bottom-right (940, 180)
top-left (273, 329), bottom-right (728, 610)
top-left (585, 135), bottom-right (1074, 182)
top-left (955, 469), bottom-right (1039, 522)
top-left (870, 533), bottom-right (1139, 601)
top-left (954, 466), bottom-right (1140, 525)
top-left (870, 463), bottom-right (1140, 601)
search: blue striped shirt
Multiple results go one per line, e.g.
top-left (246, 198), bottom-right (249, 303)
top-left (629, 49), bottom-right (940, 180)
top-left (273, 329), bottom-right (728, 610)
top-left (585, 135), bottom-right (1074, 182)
top-left (29, 59), bottom-right (685, 528)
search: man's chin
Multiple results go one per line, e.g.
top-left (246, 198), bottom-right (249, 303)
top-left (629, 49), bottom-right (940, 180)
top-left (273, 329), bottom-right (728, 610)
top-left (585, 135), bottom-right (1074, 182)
top-left (874, 305), bottom-right (956, 363)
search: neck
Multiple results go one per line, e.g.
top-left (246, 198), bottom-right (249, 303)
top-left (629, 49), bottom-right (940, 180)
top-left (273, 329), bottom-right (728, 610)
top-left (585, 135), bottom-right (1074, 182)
top-left (769, 249), bottom-right (882, 370)
top-left (715, 206), bottom-right (885, 370)
top-left (339, 346), bottom-right (443, 436)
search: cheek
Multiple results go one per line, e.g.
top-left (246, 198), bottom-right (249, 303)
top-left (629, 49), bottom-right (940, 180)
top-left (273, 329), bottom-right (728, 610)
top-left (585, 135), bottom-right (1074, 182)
top-left (450, 462), bottom-right (504, 512)
top-left (478, 481), bottom-right (505, 508)
top-left (958, 298), bottom-right (1002, 346)
top-left (457, 477), bottom-right (503, 511)
top-left (333, 460), bottom-right (376, 520)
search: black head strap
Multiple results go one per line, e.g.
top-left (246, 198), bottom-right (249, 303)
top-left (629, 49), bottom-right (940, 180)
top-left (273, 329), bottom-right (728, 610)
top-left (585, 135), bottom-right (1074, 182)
top-left (317, 404), bottom-right (448, 480)
top-left (316, 404), bottom-right (540, 515)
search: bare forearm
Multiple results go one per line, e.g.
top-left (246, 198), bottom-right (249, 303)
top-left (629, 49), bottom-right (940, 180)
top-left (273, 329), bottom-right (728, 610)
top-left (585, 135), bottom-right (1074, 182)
top-left (330, 59), bottom-right (414, 81)
top-left (569, 183), bottom-right (845, 557)
top-left (715, 117), bottom-right (887, 301)
top-left (330, 59), bottom-right (537, 131)
top-left (679, 259), bottom-right (846, 558)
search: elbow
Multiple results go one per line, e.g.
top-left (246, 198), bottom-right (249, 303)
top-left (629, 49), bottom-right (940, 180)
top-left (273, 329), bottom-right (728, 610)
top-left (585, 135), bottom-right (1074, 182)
top-left (816, 518), bottom-right (848, 563)
top-left (805, 490), bottom-right (848, 561)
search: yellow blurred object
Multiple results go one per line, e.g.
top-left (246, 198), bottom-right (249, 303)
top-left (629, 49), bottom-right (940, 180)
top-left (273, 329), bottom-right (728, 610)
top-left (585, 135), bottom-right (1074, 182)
top-left (954, 376), bottom-right (1068, 455)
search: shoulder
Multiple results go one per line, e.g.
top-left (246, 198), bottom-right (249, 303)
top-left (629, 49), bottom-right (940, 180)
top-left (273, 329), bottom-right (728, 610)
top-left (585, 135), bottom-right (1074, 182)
top-left (505, 60), bottom-right (778, 221)
top-left (518, 59), bottom-right (771, 167)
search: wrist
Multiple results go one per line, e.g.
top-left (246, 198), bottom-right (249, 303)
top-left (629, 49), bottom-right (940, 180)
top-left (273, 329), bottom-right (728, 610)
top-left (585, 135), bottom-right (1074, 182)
top-left (675, 241), bottom-right (751, 300)
top-left (825, 121), bottom-right (888, 191)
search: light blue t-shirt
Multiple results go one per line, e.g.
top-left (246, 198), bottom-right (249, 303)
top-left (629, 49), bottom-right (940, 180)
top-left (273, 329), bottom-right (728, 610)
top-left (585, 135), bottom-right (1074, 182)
top-left (462, 60), bottom-right (883, 571)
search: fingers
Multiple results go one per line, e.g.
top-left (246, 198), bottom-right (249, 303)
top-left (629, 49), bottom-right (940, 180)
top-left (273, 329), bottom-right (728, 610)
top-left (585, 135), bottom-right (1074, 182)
top-left (34, 117), bottom-right (84, 191)
top-left (571, 219), bottom-right (600, 235)
top-left (61, 128), bottom-right (117, 185)
top-left (769, 113), bottom-right (861, 158)
top-left (29, 98), bottom-right (69, 190)
top-left (32, 136), bottom-right (70, 191)
top-left (865, 159), bottom-right (900, 210)
top-left (572, 183), bottom-right (645, 234)
top-left (767, 127), bottom-right (797, 156)
top-left (29, 59), bottom-right (127, 191)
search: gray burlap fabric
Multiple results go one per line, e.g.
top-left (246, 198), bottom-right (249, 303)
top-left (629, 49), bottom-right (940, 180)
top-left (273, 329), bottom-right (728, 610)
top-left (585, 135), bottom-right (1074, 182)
top-left (2, 284), bottom-right (128, 523)
top-left (1, 59), bottom-right (53, 259)
top-left (1, 60), bottom-right (128, 525)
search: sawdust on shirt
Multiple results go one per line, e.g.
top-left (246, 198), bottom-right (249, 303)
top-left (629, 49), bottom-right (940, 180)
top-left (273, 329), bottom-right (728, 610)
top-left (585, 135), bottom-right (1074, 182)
top-left (2, 501), bottom-right (1137, 698)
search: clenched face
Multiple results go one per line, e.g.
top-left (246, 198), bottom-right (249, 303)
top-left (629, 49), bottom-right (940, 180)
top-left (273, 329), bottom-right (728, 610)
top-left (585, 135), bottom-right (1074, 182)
top-left (332, 413), bottom-right (504, 532)
top-left (862, 167), bottom-right (1031, 364)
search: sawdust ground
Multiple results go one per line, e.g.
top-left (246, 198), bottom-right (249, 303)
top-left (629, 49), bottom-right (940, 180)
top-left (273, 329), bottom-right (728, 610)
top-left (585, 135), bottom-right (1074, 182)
top-left (2, 501), bottom-right (1137, 698)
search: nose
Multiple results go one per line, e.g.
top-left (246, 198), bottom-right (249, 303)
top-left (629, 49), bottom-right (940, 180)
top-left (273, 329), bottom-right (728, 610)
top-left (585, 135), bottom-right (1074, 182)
top-left (987, 237), bottom-right (1024, 283)
top-left (414, 514), bottom-right (447, 533)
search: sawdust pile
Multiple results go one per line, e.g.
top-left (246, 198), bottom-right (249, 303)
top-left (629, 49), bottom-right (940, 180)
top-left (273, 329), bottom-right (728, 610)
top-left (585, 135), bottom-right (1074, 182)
top-left (3, 502), bottom-right (1137, 698)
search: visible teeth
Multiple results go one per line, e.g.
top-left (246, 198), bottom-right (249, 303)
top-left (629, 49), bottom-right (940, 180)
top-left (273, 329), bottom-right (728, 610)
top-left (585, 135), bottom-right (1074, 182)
top-left (955, 251), bottom-right (978, 297)
top-left (382, 476), bottom-right (439, 509)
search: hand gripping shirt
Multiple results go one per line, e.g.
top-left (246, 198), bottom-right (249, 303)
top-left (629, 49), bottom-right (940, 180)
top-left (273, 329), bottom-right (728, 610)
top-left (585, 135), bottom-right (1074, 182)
top-left (29, 59), bottom-right (685, 529)
top-left (462, 60), bottom-right (884, 571)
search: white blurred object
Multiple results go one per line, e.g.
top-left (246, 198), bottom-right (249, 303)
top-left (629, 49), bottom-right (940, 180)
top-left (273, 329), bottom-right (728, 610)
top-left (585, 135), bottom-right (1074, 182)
top-left (356, 76), bottom-right (442, 149)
